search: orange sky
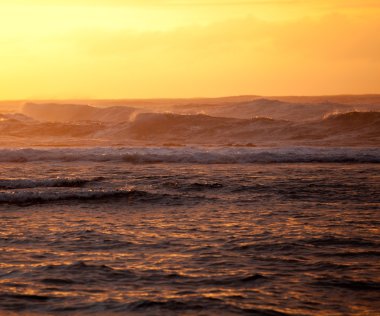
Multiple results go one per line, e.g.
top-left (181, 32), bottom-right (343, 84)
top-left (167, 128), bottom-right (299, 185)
top-left (0, 0), bottom-right (379, 99)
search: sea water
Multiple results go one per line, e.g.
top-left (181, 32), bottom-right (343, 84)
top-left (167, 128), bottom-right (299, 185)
top-left (0, 147), bottom-right (379, 315)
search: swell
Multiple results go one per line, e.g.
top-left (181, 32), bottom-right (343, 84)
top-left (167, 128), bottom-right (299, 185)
top-left (229, 237), bottom-right (380, 252)
top-left (0, 147), bottom-right (379, 163)
top-left (0, 177), bottom-right (104, 189)
top-left (313, 278), bottom-right (380, 291)
top-left (0, 188), bottom-right (166, 206)
top-left (2, 261), bottom-right (284, 315)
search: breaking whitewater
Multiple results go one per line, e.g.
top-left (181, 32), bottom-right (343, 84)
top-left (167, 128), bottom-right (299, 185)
top-left (1, 96), bottom-right (380, 147)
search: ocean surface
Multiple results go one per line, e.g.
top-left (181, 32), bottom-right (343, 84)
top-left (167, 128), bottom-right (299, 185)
top-left (0, 146), bottom-right (379, 315)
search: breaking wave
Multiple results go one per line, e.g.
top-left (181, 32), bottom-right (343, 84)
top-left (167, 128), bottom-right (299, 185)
top-left (0, 188), bottom-right (160, 205)
top-left (0, 177), bottom-right (104, 189)
top-left (0, 147), bottom-right (379, 164)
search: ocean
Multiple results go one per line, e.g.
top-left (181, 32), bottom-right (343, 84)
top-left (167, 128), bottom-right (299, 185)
top-left (0, 146), bottom-right (379, 315)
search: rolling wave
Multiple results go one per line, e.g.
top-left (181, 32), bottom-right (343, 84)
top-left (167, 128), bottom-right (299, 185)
top-left (0, 188), bottom-right (159, 205)
top-left (1, 109), bottom-right (379, 146)
top-left (0, 177), bottom-right (104, 189)
top-left (0, 147), bottom-right (379, 163)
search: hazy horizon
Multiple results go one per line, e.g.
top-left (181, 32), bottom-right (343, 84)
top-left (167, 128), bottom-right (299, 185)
top-left (1, 92), bottom-right (380, 102)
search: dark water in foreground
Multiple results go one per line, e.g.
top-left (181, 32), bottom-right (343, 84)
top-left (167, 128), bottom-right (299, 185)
top-left (0, 150), bottom-right (379, 315)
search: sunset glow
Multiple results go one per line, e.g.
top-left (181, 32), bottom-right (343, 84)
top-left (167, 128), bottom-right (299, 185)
top-left (1, 3), bottom-right (380, 315)
top-left (1, 0), bottom-right (379, 99)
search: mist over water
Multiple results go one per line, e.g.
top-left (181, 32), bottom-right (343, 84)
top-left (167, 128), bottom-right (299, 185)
top-left (1, 97), bottom-right (380, 147)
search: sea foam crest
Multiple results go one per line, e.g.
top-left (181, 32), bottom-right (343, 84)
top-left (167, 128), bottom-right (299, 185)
top-left (0, 177), bottom-right (104, 189)
top-left (0, 188), bottom-right (153, 205)
top-left (0, 147), bottom-right (379, 164)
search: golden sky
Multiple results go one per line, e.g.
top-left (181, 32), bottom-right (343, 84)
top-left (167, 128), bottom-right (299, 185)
top-left (0, 0), bottom-right (379, 99)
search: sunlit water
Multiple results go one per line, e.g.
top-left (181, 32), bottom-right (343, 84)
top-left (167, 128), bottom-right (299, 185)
top-left (0, 148), bottom-right (379, 315)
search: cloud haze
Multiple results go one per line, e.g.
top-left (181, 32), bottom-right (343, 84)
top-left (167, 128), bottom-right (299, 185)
top-left (0, 0), bottom-right (379, 98)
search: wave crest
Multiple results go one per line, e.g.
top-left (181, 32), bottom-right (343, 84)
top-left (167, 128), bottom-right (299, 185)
top-left (0, 188), bottom-right (157, 205)
top-left (0, 147), bottom-right (379, 164)
top-left (0, 177), bottom-right (104, 189)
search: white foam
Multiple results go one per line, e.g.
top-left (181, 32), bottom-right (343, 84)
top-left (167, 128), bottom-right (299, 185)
top-left (0, 147), bottom-right (378, 164)
top-left (0, 177), bottom-right (103, 189)
top-left (0, 188), bottom-right (150, 204)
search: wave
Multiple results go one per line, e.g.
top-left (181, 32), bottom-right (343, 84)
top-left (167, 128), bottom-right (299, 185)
top-left (163, 181), bottom-right (224, 191)
top-left (125, 298), bottom-right (287, 315)
top-left (0, 177), bottom-right (104, 189)
top-left (0, 113), bottom-right (35, 122)
top-left (0, 188), bottom-right (159, 205)
top-left (313, 278), bottom-right (380, 291)
top-left (323, 111), bottom-right (380, 124)
top-left (110, 111), bottom-right (380, 145)
top-left (0, 147), bottom-right (379, 164)
top-left (22, 103), bottom-right (137, 122)
top-left (1, 110), bottom-right (379, 146)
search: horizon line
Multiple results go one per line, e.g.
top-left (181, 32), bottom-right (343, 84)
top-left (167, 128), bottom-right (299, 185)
top-left (1, 93), bottom-right (380, 102)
